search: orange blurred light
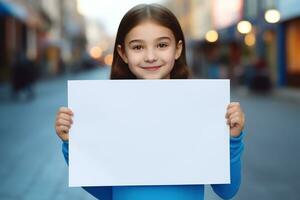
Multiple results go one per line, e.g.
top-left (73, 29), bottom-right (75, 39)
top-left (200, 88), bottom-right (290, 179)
top-left (244, 33), bottom-right (256, 46)
top-left (104, 54), bottom-right (113, 66)
top-left (90, 47), bottom-right (103, 59)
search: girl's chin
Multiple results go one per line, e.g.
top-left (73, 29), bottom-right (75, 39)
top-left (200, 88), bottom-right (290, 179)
top-left (140, 73), bottom-right (170, 80)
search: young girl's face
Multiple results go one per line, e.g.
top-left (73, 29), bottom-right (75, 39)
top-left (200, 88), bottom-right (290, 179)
top-left (117, 21), bottom-right (183, 79)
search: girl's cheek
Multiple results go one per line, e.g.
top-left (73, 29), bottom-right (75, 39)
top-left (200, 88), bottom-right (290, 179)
top-left (160, 47), bottom-right (176, 56)
top-left (161, 50), bottom-right (177, 63)
top-left (128, 52), bottom-right (144, 63)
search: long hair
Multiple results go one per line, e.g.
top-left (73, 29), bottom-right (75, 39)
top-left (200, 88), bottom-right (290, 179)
top-left (110, 4), bottom-right (190, 79)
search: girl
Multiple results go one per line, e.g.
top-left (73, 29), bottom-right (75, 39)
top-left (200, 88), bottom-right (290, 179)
top-left (55, 4), bottom-right (245, 200)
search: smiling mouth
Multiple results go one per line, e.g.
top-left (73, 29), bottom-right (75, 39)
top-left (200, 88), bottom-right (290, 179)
top-left (141, 66), bottom-right (162, 71)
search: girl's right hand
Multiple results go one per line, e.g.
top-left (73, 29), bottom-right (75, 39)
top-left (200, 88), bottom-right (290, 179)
top-left (55, 107), bottom-right (74, 141)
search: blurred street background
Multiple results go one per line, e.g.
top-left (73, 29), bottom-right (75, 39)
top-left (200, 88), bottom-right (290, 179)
top-left (0, 0), bottom-right (299, 199)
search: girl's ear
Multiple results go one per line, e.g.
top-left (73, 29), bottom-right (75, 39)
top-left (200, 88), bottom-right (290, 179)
top-left (117, 45), bottom-right (128, 63)
top-left (175, 40), bottom-right (183, 60)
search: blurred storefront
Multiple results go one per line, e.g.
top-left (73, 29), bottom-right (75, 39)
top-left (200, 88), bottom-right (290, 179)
top-left (0, 0), bottom-right (87, 85)
top-left (211, 0), bottom-right (243, 82)
top-left (166, 0), bottom-right (245, 80)
top-left (0, 0), bottom-right (44, 82)
top-left (166, 0), bottom-right (300, 89)
top-left (284, 19), bottom-right (300, 87)
top-left (31, 0), bottom-right (87, 76)
top-left (278, 0), bottom-right (300, 87)
top-left (245, 0), bottom-right (300, 88)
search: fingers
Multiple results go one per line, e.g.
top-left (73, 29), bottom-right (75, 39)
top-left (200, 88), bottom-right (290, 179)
top-left (57, 113), bottom-right (73, 124)
top-left (56, 127), bottom-right (69, 141)
top-left (225, 108), bottom-right (241, 119)
top-left (55, 107), bottom-right (74, 141)
top-left (55, 123), bottom-right (70, 141)
top-left (227, 102), bottom-right (240, 109)
top-left (56, 118), bottom-right (72, 128)
top-left (55, 120), bottom-right (71, 135)
top-left (56, 108), bottom-right (73, 128)
top-left (56, 125), bottom-right (70, 134)
top-left (227, 116), bottom-right (240, 128)
top-left (225, 102), bottom-right (245, 128)
top-left (55, 122), bottom-right (70, 141)
top-left (225, 102), bottom-right (243, 119)
top-left (226, 112), bottom-right (240, 122)
top-left (58, 107), bottom-right (73, 116)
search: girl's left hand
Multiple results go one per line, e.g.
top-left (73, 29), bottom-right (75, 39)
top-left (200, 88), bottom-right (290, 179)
top-left (226, 102), bottom-right (245, 137)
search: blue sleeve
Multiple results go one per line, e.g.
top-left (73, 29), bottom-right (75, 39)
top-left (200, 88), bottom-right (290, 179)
top-left (211, 132), bottom-right (245, 199)
top-left (62, 142), bottom-right (113, 200)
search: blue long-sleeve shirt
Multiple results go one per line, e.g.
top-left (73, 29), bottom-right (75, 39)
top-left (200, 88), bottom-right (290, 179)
top-left (62, 132), bottom-right (244, 200)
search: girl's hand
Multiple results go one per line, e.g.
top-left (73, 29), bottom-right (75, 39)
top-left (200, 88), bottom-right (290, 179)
top-left (226, 102), bottom-right (245, 137)
top-left (55, 107), bottom-right (74, 141)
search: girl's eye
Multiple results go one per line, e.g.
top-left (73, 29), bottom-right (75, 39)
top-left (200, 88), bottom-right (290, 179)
top-left (158, 43), bottom-right (168, 48)
top-left (132, 45), bottom-right (143, 50)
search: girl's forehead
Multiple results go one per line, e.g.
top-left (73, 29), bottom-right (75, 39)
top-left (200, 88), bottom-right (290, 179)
top-left (125, 21), bottom-right (175, 42)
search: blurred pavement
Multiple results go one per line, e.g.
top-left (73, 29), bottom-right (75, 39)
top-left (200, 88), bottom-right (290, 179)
top-left (0, 67), bottom-right (110, 200)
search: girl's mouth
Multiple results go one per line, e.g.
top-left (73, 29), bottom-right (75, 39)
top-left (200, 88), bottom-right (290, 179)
top-left (141, 66), bottom-right (161, 71)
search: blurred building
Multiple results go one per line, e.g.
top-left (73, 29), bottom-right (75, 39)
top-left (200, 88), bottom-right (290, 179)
top-left (0, 0), bottom-right (86, 84)
top-left (85, 19), bottom-right (114, 66)
top-left (277, 0), bottom-right (300, 87)
top-left (0, 0), bottom-right (47, 82)
top-left (166, 0), bottom-right (300, 88)
top-left (29, 0), bottom-right (87, 75)
top-left (242, 0), bottom-right (300, 88)
top-left (239, 0), bottom-right (300, 88)
top-left (166, 0), bottom-right (244, 80)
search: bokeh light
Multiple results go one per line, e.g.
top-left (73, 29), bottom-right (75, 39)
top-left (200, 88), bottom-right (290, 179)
top-left (205, 30), bottom-right (219, 43)
top-left (89, 46), bottom-right (103, 59)
top-left (104, 54), bottom-right (113, 66)
top-left (244, 33), bottom-right (256, 46)
top-left (265, 9), bottom-right (281, 23)
top-left (237, 20), bottom-right (252, 34)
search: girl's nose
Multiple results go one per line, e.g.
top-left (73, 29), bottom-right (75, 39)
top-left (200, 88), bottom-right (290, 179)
top-left (144, 49), bottom-right (158, 63)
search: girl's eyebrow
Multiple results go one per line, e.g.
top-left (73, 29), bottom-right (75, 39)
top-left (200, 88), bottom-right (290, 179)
top-left (129, 39), bottom-right (143, 44)
top-left (156, 36), bottom-right (171, 41)
top-left (128, 37), bottom-right (171, 44)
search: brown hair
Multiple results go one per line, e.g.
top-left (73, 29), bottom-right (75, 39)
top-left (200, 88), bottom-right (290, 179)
top-left (110, 4), bottom-right (190, 79)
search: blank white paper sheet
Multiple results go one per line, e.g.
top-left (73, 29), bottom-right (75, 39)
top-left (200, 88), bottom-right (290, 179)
top-left (68, 79), bottom-right (230, 187)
